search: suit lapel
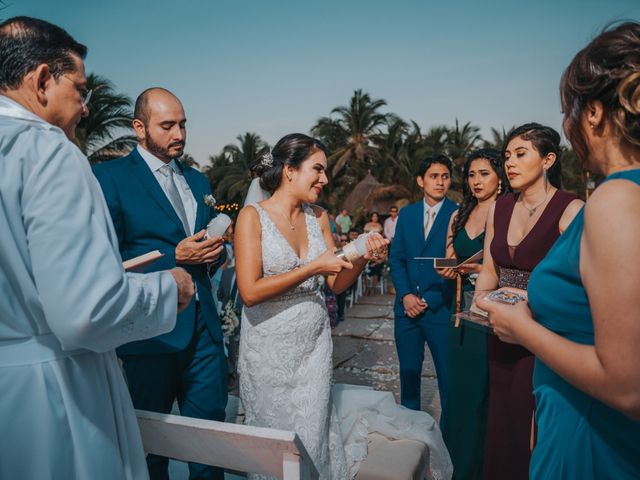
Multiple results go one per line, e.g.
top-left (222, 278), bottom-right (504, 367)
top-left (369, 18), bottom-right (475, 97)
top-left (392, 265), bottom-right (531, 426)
top-left (180, 162), bottom-right (208, 233)
top-left (128, 149), bottom-right (188, 236)
top-left (410, 202), bottom-right (426, 253)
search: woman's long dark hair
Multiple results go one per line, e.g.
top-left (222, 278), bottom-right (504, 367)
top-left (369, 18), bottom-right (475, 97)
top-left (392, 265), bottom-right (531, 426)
top-left (451, 148), bottom-right (510, 241)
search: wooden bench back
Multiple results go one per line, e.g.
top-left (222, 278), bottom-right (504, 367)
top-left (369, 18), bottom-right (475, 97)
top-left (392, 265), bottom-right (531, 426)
top-left (136, 410), bottom-right (318, 480)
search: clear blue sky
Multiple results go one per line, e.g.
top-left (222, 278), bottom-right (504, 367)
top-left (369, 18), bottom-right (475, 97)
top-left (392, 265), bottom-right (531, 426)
top-left (8, 0), bottom-right (640, 165)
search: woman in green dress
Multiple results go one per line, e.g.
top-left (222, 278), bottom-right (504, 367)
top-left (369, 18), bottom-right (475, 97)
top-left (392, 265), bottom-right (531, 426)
top-left (438, 148), bottom-right (509, 479)
top-left (477, 22), bottom-right (640, 479)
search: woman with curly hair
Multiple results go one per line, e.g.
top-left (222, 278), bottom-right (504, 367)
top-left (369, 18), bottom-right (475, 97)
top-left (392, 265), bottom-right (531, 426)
top-left (438, 148), bottom-right (509, 479)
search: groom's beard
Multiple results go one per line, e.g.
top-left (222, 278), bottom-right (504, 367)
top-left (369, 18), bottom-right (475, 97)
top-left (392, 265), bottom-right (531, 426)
top-left (145, 129), bottom-right (185, 160)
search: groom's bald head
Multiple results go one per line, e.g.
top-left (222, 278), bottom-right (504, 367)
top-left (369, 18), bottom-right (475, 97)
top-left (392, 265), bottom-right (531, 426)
top-left (133, 87), bottom-right (181, 126)
top-left (132, 87), bottom-right (187, 162)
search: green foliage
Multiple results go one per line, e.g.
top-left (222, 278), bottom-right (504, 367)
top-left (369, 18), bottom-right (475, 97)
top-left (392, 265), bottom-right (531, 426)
top-left (445, 119), bottom-right (482, 166)
top-left (179, 153), bottom-right (198, 168)
top-left (203, 132), bottom-right (269, 206)
top-left (559, 147), bottom-right (603, 198)
top-left (482, 126), bottom-right (513, 151)
top-left (76, 74), bottom-right (137, 164)
top-left (312, 89), bottom-right (389, 179)
top-left (202, 89), bottom-right (590, 209)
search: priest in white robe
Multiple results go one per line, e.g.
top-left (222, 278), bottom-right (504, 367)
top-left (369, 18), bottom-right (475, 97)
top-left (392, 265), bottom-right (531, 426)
top-left (0, 16), bottom-right (193, 479)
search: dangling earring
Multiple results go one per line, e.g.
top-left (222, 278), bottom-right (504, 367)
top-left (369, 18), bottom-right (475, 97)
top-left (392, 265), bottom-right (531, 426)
top-left (287, 175), bottom-right (292, 182)
top-left (497, 181), bottom-right (502, 195)
top-left (543, 168), bottom-right (549, 190)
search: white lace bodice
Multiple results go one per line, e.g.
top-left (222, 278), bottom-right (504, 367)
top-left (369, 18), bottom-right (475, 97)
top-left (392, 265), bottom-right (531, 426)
top-left (255, 202), bottom-right (325, 294)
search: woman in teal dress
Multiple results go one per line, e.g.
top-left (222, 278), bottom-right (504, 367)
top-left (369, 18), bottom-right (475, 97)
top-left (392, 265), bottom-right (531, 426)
top-left (439, 148), bottom-right (509, 479)
top-left (477, 22), bottom-right (640, 479)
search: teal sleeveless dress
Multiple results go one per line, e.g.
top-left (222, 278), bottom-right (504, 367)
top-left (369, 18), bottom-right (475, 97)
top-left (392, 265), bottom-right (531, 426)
top-left (442, 227), bottom-right (488, 480)
top-left (528, 169), bottom-right (640, 479)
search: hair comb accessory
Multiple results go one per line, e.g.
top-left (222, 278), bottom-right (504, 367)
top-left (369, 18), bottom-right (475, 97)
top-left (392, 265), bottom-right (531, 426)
top-left (260, 152), bottom-right (274, 167)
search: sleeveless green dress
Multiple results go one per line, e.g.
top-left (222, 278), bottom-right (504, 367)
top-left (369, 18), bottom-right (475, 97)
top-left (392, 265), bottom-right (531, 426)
top-left (441, 227), bottom-right (488, 480)
top-left (528, 169), bottom-right (640, 479)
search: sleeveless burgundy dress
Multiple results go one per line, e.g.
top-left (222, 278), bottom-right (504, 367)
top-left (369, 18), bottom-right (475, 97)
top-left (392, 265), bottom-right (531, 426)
top-left (483, 190), bottom-right (578, 480)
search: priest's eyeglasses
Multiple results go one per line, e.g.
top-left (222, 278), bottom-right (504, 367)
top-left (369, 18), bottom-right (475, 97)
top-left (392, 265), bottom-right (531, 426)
top-left (60, 74), bottom-right (93, 106)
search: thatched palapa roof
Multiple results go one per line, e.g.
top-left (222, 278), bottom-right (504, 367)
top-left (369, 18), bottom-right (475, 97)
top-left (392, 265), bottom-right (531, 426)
top-left (342, 172), bottom-right (412, 214)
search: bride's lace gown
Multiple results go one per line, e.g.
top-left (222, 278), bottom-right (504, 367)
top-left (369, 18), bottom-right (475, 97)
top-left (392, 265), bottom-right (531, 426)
top-left (239, 203), bottom-right (452, 480)
top-left (239, 203), bottom-right (347, 479)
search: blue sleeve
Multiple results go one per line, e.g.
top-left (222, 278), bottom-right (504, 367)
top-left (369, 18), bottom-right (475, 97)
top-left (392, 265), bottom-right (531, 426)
top-left (92, 166), bottom-right (124, 247)
top-left (422, 288), bottom-right (446, 312)
top-left (389, 211), bottom-right (412, 299)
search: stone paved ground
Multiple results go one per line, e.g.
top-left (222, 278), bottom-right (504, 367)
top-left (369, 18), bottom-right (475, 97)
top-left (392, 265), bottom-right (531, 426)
top-left (332, 293), bottom-right (442, 421)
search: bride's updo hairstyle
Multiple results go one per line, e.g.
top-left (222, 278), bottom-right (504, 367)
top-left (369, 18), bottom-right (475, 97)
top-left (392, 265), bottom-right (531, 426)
top-left (504, 123), bottom-right (563, 188)
top-left (251, 133), bottom-right (329, 194)
top-left (560, 21), bottom-right (640, 163)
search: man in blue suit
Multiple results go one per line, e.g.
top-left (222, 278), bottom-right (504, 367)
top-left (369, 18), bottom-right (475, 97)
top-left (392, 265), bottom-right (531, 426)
top-left (389, 154), bottom-right (457, 414)
top-left (93, 88), bottom-right (227, 480)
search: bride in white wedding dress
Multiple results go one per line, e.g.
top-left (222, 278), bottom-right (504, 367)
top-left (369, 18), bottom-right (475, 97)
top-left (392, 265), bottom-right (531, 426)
top-left (234, 134), bottom-right (452, 480)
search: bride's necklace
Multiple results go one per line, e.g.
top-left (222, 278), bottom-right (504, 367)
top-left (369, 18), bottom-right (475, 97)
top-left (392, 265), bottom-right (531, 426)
top-left (520, 190), bottom-right (549, 217)
top-left (274, 208), bottom-right (300, 230)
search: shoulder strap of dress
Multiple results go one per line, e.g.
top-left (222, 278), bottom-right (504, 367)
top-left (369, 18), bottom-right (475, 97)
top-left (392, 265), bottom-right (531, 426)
top-left (493, 193), bottom-right (516, 239)
top-left (302, 203), bottom-right (322, 232)
top-left (602, 169), bottom-right (640, 186)
top-left (550, 190), bottom-right (580, 208)
top-left (246, 203), bottom-right (266, 228)
top-left (529, 190), bottom-right (579, 239)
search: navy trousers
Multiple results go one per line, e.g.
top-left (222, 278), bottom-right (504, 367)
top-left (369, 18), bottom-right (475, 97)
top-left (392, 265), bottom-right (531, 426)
top-left (121, 305), bottom-right (228, 480)
top-left (394, 314), bottom-right (449, 415)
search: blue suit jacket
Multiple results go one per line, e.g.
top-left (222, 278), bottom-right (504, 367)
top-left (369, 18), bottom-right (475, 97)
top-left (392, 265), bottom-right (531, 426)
top-left (93, 148), bottom-right (224, 354)
top-left (389, 198), bottom-right (458, 323)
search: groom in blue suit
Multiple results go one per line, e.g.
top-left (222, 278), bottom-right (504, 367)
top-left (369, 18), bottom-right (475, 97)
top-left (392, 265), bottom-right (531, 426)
top-left (93, 88), bottom-right (227, 480)
top-left (389, 155), bottom-right (457, 414)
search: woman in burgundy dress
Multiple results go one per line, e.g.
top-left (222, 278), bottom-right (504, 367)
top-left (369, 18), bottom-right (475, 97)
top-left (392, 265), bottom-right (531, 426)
top-left (474, 123), bottom-right (583, 479)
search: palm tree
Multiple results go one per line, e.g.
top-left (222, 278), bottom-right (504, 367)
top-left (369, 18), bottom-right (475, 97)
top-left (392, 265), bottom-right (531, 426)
top-left (375, 116), bottom-right (407, 180)
top-left (204, 132), bottom-right (268, 205)
top-left (445, 119), bottom-right (482, 166)
top-left (482, 126), bottom-right (513, 151)
top-left (442, 119), bottom-right (483, 192)
top-left (422, 125), bottom-right (450, 155)
top-left (379, 122), bottom-right (459, 200)
top-left (179, 153), bottom-right (199, 169)
top-left (311, 89), bottom-right (389, 178)
top-left (76, 74), bottom-right (138, 164)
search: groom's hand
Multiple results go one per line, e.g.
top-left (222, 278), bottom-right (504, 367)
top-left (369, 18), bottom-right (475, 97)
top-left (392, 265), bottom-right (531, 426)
top-left (176, 230), bottom-right (224, 264)
top-left (402, 293), bottom-right (428, 318)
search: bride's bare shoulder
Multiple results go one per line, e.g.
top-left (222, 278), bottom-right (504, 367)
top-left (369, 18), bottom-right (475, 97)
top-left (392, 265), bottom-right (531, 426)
top-left (237, 204), bottom-right (260, 225)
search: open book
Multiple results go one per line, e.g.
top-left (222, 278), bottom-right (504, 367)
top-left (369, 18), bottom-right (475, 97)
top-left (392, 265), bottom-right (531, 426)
top-left (123, 250), bottom-right (164, 272)
top-left (414, 249), bottom-right (483, 269)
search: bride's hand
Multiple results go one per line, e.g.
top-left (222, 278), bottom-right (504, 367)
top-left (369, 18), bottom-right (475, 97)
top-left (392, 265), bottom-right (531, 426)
top-left (311, 248), bottom-right (353, 276)
top-left (364, 233), bottom-right (390, 261)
